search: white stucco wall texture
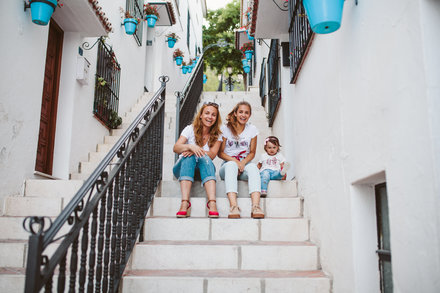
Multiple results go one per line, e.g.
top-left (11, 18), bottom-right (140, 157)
top-left (267, 0), bottom-right (439, 292)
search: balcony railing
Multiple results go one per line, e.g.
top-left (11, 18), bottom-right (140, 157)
top-left (23, 76), bottom-right (169, 293)
top-left (267, 39), bottom-right (281, 127)
top-left (289, 0), bottom-right (314, 84)
top-left (93, 38), bottom-right (121, 129)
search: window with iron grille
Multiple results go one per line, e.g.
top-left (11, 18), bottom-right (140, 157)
top-left (288, 0), bottom-right (314, 84)
top-left (187, 10), bottom-right (191, 53)
top-left (259, 57), bottom-right (267, 106)
top-left (126, 0), bottom-right (144, 46)
top-left (93, 38), bottom-right (121, 129)
top-left (267, 39), bottom-right (281, 127)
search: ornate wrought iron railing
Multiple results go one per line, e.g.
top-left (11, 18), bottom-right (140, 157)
top-left (289, 0), bottom-right (314, 84)
top-left (93, 38), bottom-right (122, 129)
top-left (174, 56), bottom-right (204, 160)
top-left (267, 39), bottom-right (281, 127)
top-left (259, 57), bottom-right (267, 106)
top-left (23, 76), bottom-right (169, 293)
top-left (126, 0), bottom-right (144, 46)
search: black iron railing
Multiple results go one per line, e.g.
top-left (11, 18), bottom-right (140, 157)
top-left (93, 38), bottom-right (121, 129)
top-left (289, 0), bottom-right (314, 84)
top-left (174, 56), bottom-right (204, 160)
top-left (267, 39), bottom-right (281, 127)
top-left (23, 76), bottom-right (169, 293)
top-left (127, 0), bottom-right (144, 46)
top-left (259, 57), bottom-right (267, 106)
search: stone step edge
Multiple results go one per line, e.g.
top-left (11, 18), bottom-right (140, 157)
top-left (136, 240), bottom-right (315, 246)
top-left (123, 269), bottom-right (328, 278)
top-left (145, 216), bottom-right (306, 220)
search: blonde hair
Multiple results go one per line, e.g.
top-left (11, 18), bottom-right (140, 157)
top-left (226, 101), bottom-right (252, 138)
top-left (192, 104), bottom-right (222, 147)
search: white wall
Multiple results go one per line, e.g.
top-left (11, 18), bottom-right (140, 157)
top-left (255, 0), bottom-right (440, 292)
top-left (0, 1), bottom-right (50, 202)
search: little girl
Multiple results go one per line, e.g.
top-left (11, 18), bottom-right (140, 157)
top-left (257, 136), bottom-right (289, 196)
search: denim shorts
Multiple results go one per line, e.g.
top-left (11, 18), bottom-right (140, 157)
top-left (172, 155), bottom-right (216, 185)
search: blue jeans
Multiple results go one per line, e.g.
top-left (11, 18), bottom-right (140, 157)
top-left (219, 161), bottom-right (261, 194)
top-left (260, 169), bottom-right (283, 191)
top-left (173, 155), bottom-right (216, 185)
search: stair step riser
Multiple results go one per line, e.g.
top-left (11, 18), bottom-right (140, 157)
top-left (131, 244), bottom-right (318, 271)
top-left (121, 277), bottom-right (330, 293)
top-left (151, 197), bottom-right (301, 218)
top-left (0, 243), bottom-right (26, 267)
top-left (4, 197), bottom-right (62, 217)
top-left (24, 180), bottom-right (83, 198)
top-left (159, 180), bottom-right (297, 198)
top-left (144, 218), bottom-right (309, 242)
top-left (0, 217), bottom-right (71, 241)
top-left (0, 275), bottom-right (25, 293)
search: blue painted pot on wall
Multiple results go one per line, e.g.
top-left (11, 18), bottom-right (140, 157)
top-left (241, 59), bottom-right (249, 66)
top-left (167, 38), bottom-right (176, 48)
top-left (245, 50), bottom-right (253, 60)
top-left (203, 74), bottom-right (207, 84)
top-left (303, 0), bottom-right (344, 34)
top-left (246, 30), bottom-right (254, 41)
top-left (188, 65), bottom-right (193, 73)
top-left (243, 65), bottom-right (250, 74)
top-left (146, 15), bottom-right (158, 27)
top-left (175, 56), bottom-right (183, 66)
top-left (182, 66), bottom-right (188, 74)
top-left (124, 18), bottom-right (138, 35)
top-left (30, 0), bottom-right (58, 26)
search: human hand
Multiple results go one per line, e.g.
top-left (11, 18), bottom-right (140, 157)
top-left (189, 145), bottom-right (205, 158)
top-left (237, 161), bottom-right (246, 173)
top-left (181, 151), bottom-right (194, 157)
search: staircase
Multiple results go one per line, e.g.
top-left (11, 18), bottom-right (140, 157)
top-left (0, 90), bottom-right (331, 292)
top-left (120, 91), bottom-right (331, 293)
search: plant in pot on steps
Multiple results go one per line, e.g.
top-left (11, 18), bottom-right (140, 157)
top-left (109, 110), bottom-right (122, 129)
top-left (240, 42), bottom-right (254, 61)
top-left (144, 3), bottom-right (160, 28)
top-left (120, 8), bottom-right (141, 35)
top-left (173, 48), bottom-right (184, 66)
top-left (165, 32), bottom-right (179, 48)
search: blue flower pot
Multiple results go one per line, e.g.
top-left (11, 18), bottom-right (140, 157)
top-left (146, 14), bottom-right (158, 28)
top-left (246, 30), bottom-right (254, 41)
top-left (124, 18), bottom-right (138, 35)
top-left (175, 56), bottom-right (183, 66)
top-left (245, 50), bottom-right (253, 60)
top-left (188, 65), bottom-right (193, 73)
top-left (241, 59), bottom-right (249, 66)
top-left (182, 66), bottom-right (188, 74)
top-left (167, 37), bottom-right (177, 48)
top-left (243, 65), bottom-right (250, 74)
top-left (303, 0), bottom-right (344, 34)
top-left (203, 74), bottom-right (207, 84)
top-left (30, 0), bottom-right (58, 26)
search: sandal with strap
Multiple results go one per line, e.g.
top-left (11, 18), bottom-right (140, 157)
top-left (251, 205), bottom-right (265, 219)
top-left (176, 200), bottom-right (191, 218)
top-left (207, 200), bottom-right (219, 218)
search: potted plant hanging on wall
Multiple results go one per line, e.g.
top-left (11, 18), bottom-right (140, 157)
top-left (122, 10), bottom-right (140, 35)
top-left (28, 0), bottom-right (58, 25)
top-left (181, 61), bottom-right (188, 74)
top-left (187, 59), bottom-right (194, 73)
top-left (303, 0), bottom-right (344, 34)
top-left (240, 42), bottom-right (254, 61)
top-left (144, 4), bottom-right (159, 28)
top-left (173, 49), bottom-right (184, 66)
top-left (165, 33), bottom-right (179, 48)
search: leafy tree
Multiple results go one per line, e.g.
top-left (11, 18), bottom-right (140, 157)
top-left (203, 0), bottom-right (242, 74)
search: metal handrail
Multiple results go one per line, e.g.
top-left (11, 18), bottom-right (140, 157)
top-left (23, 76), bottom-right (169, 293)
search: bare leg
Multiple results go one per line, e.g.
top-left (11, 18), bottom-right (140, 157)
top-left (251, 192), bottom-right (261, 206)
top-left (227, 192), bottom-right (238, 207)
top-left (178, 180), bottom-right (192, 211)
top-left (204, 180), bottom-right (218, 212)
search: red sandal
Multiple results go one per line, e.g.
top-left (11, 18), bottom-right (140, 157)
top-left (207, 200), bottom-right (219, 218)
top-left (176, 200), bottom-right (191, 218)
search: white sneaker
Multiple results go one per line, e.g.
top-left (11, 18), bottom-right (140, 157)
top-left (280, 162), bottom-right (290, 176)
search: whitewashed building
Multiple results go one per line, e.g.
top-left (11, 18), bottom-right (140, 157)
top-left (243, 0), bottom-right (440, 292)
top-left (0, 0), bottom-right (206, 202)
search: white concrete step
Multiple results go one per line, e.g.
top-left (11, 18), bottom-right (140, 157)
top-left (158, 180), bottom-right (298, 198)
top-left (0, 274), bottom-right (25, 292)
top-left (121, 270), bottom-right (330, 293)
top-left (150, 197), bottom-right (302, 218)
top-left (0, 241), bottom-right (27, 267)
top-left (143, 218), bottom-right (309, 242)
top-left (3, 196), bottom-right (62, 217)
top-left (130, 241), bottom-right (318, 271)
top-left (24, 179), bottom-right (83, 198)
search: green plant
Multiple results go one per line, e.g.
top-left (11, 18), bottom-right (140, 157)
top-left (144, 4), bottom-right (160, 19)
top-left (173, 48), bottom-right (184, 58)
top-left (165, 32), bottom-right (180, 40)
top-left (97, 76), bottom-right (107, 86)
top-left (182, 61), bottom-right (187, 66)
top-left (109, 110), bottom-right (122, 129)
top-left (119, 7), bottom-right (141, 22)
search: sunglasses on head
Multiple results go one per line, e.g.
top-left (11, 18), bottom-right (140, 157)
top-left (204, 102), bottom-right (219, 108)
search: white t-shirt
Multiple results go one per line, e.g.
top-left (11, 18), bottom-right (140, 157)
top-left (220, 123), bottom-right (259, 160)
top-left (179, 125), bottom-right (222, 156)
top-left (258, 153), bottom-right (285, 171)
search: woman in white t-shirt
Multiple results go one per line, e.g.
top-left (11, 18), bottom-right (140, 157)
top-left (173, 102), bottom-right (222, 218)
top-left (218, 101), bottom-right (264, 219)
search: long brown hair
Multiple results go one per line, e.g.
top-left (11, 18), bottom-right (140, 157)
top-left (192, 103), bottom-right (222, 147)
top-left (226, 101), bottom-right (252, 138)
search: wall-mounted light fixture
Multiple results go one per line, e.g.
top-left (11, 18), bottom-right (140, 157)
top-left (24, 0), bottom-right (58, 26)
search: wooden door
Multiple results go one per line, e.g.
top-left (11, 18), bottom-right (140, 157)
top-left (35, 21), bottom-right (63, 174)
